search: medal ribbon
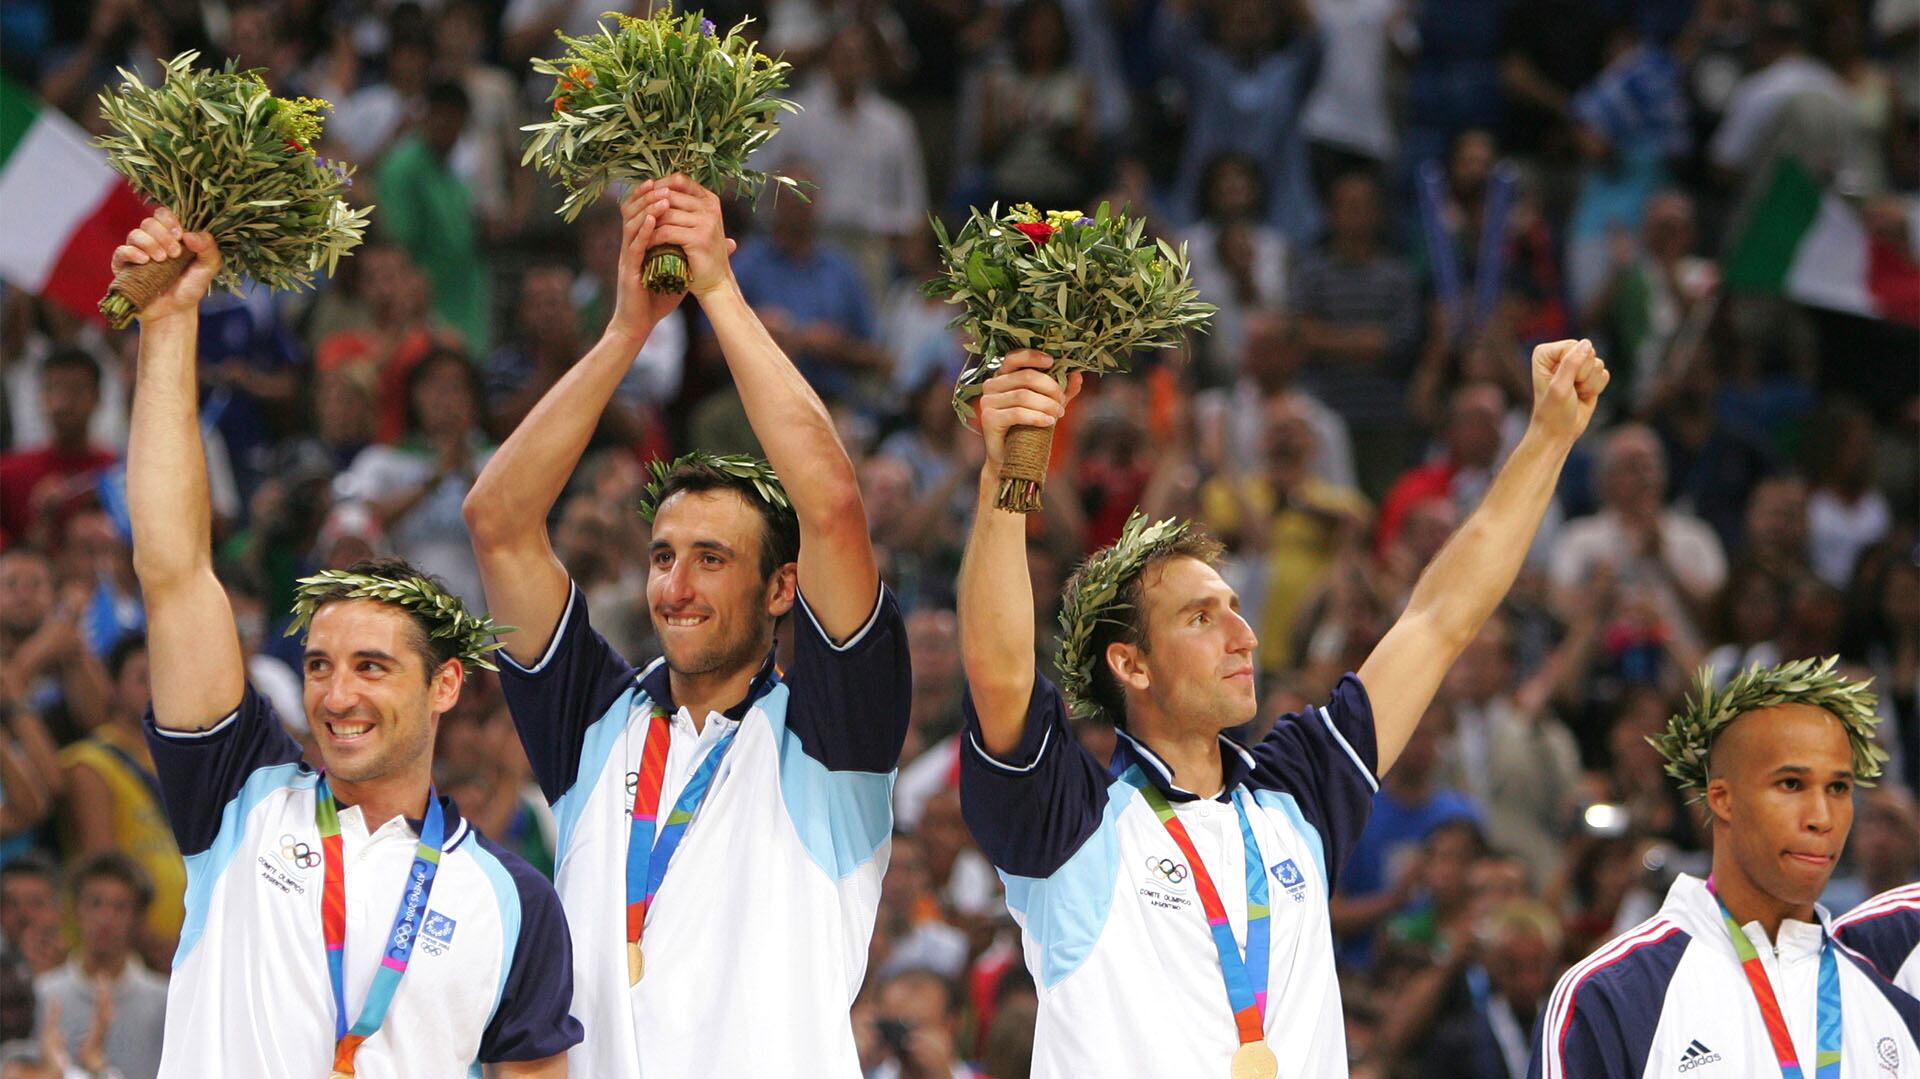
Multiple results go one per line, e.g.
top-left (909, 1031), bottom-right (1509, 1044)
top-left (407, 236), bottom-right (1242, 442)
top-left (316, 777), bottom-right (446, 1077)
top-left (1138, 784), bottom-right (1270, 1046)
top-left (1706, 879), bottom-right (1841, 1079)
top-left (625, 704), bottom-right (741, 951)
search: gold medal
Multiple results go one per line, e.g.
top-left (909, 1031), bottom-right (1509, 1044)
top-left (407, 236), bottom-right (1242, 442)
top-left (329, 1072), bottom-right (354, 1079)
top-left (1229, 1042), bottom-right (1278, 1079)
top-left (628, 940), bottom-right (644, 985)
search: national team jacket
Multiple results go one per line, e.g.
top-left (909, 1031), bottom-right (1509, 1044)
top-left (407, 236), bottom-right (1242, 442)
top-left (1530, 873), bottom-right (1920, 1079)
top-left (1837, 882), bottom-right (1920, 998)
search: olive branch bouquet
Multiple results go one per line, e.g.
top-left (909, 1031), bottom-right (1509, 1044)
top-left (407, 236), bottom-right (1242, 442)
top-left (521, 9), bottom-right (802, 292)
top-left (926, 203), bottom-right (1213, 512)
top-left (94, 51), bottom-right (371, 328)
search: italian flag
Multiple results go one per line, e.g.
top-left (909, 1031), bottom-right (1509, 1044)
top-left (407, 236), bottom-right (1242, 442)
top-left (1725, 158), bottom-right (1920, 326)
top-left (0, 75), bottom-right (151, 322)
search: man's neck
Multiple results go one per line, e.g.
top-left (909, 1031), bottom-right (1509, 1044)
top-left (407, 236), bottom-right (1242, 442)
top-left (1710, 853), bottom-right (1812, 944)
top-left (668, 661), bottom-right (763, 734)
top-left (50, 435), bottom-right (90, 457)
top-left (80, 951), bottom-right (128, 980)
top-left (1133, 722), bottom-right (1225, 798)
top-left (328, 773), bottom-right (433, 832)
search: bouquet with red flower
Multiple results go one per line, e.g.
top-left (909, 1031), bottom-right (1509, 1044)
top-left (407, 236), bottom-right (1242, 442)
top-left (925, 203), bottom-right (1213, 512)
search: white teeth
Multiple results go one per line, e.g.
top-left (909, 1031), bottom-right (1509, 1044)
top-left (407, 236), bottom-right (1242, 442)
top-left (330, 723), bottom-right (371, 737)
top-left (666, 616), bottom-right (703, 627)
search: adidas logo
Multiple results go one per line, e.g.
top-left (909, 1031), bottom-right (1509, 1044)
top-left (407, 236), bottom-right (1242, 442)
top-left (1677, 1040), bottom-right (1722, 1072)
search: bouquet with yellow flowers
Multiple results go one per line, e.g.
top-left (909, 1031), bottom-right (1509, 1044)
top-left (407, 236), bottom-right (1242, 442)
top-left (926, 203), bottom-right (1213, 512)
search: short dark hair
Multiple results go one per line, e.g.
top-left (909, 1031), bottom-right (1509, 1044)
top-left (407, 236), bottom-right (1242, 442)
top-left (106, 633), bottom-right (147, 681)
top-left (425, 79), bottom-right (471, 115)
top-left (42, 349), bottom-right (101, 390)
top-left (69, 852), bottom-right (153, 913)
top-left (1072, 533), bottom-right (1227, 726)
top-left (882, 966), bottom-right (960, 1017)
top-left (402, 346), bottom-right (479, 435)
top-left (308, 556), bottom-right (463, 675)
top-left (651, 463), bottom-right (801, 581)
top-left (0, 851), bottom-right (59, 891)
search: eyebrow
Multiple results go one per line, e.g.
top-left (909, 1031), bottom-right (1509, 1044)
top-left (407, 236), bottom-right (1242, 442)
top-left (651, 538), bottom-right (737, 557)
top-left (1766, 764), bottom-right (1855, 780)
top-left (1175, 593), bottom-right (1239, 617)
top-left (305, 649), bottom-right (401, 664)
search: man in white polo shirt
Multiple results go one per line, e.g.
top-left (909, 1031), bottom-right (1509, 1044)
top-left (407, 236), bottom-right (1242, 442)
top-left (463, 175), bottom-right (910, 1076)
top-left (953, 339), bottom-right (1607, 1078)
top-left (1532, 658), bottom-right (1920, 1078)
top-left (116, 210), bottom-right (579, 1078)
top-left (1838, 882), bottom-right (1920, 997)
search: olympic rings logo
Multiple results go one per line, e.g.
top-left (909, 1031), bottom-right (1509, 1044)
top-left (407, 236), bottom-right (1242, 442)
top-left (279, 833), bottom-right (322, 870)
top-left (1145, 856), bottom-right (1189, 884)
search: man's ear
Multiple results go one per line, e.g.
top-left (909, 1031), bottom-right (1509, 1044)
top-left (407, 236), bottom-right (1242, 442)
top-left (1704, 775), bottom-right (1735, 829)
top-left (1107, 641), bottom-right (1150, 696)
top-left (430, 658), bottom-right (465, 717)
top-left (766, 563), bottom-right (798, 619)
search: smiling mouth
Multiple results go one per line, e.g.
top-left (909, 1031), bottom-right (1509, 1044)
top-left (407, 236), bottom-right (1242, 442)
top-left (326, 721), bottom-right (373, 741)
top-left (661, 613), bottom-right (709, 628)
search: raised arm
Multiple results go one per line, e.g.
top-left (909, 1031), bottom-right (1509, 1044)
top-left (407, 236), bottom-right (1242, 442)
top-left (463, 185), bottom-right (687, 664)
top-left (1358, 339), bottom-right (1607, 775)
top-left (120, 209), bottom-right (246, 731)
top-left (957, 351), bottom-right (1080, 756)
top-left (652, 175), bottom-right (877, 639)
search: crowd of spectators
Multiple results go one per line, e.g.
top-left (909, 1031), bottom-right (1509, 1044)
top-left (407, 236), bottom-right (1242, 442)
top-left (1, 0), bottom-right (1916, 1075)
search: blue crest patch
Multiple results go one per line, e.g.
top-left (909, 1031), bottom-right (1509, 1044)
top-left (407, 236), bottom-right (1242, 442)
top-left (1273, 859), bottom-right (1306, 890)
top-left (423, 911), bottom-right (458, 944)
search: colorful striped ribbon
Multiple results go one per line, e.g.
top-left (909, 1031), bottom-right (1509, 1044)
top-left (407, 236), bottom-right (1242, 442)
top-left (626, 704), bottom-right (741, 958)
top-left (1138, 784), bottom-right (1271, 1047)
top-left (1707, 878), bottom-right (1841, 1079)
top-left (317, 777), bottom-right (446, 1077)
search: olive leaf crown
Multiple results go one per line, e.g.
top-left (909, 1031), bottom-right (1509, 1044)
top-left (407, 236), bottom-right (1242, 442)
top-left (636, 450), bottom-right (791, 524)
top-left (1649, 655), bottom-right (1886, 800)
top-left (286, 570), bottom-right (510, 672)
top-left (1056, 511), bottom-right (1199, 722)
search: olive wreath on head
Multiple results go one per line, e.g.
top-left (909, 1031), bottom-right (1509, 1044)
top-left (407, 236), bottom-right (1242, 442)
top-left (286, 570), bottom-right (510, 672)
top-left (1649, 655), bottom-right (1886, 801)
top-left (636, 450), bottom-right (791, 524)
top-left (1055, 511), bottom-right (1198, 722)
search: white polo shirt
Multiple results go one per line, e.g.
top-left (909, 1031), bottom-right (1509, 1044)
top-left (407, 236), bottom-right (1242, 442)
top-left (959, 673), bottom-right (1380, 1079)
top-left (1532, 873), bottom-right (1920, 1079)
top-left (496, 582), bottom-right (911, 1077)
top-left (144, 686), bottom-right (580, 1078)
top-left (1837, 882), bottom-right (1920, 997)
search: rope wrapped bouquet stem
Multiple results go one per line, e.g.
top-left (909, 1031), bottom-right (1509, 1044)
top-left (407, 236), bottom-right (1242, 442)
top-left (94, 52), bottom-right (371, 328)
top-left (520, 9), bottom-right (803, 294)
top-left (928, 203), bottom-right (1214, 513)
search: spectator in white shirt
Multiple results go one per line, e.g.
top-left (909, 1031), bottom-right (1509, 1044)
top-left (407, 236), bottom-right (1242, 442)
top-left (757, 21), bottom-right (930, 295)
top-left (1550, 424), bottom-right (1726, 624)
top-left (34, 854), bottom-right (166, 1079)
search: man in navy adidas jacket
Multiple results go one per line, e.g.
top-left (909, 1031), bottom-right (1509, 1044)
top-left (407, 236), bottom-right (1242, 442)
top-left (1531, 659), bottom-right (1919, 1078)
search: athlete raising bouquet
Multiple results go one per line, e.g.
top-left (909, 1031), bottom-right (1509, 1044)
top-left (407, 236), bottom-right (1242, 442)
top-left (463, 174), bottom-right (910, 1076)
top-left (118, 210), bottom-right (578, 1078)
top-left (1532, 658), bottom-right (1918, 1078)
top-left (955, 340), bottom-right (1608, 1077)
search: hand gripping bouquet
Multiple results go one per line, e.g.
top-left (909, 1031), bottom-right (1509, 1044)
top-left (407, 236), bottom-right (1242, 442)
top-left (928, 203), bottom-right (1214, 512)
top-left (521, 9), bottom-right (802, 293)
top-left (94, 51), bottom-right (371, 329)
